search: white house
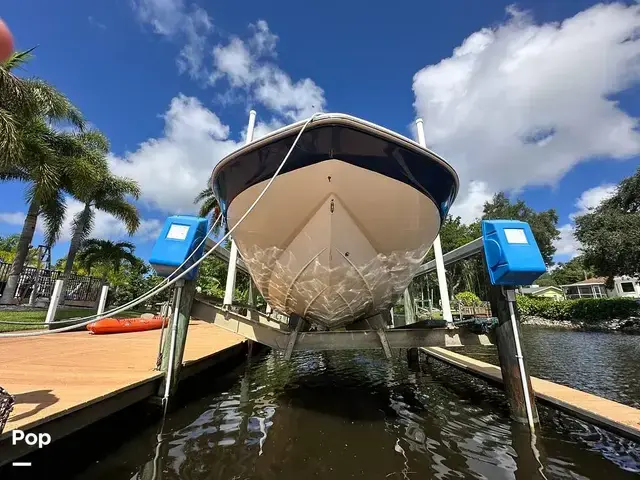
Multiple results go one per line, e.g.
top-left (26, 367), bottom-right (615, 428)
top-left (561, 276), bottom-right (640, 300)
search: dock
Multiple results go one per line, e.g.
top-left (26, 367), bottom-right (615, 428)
top-left (0, 321), bottom-right (245, 466)
top-left (422, 347), bottom-right (640, 442)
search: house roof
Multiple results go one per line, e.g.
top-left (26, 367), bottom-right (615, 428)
top-left (521, 285), bottom-right (563, 295)
top-left (562, 277), bottom-right (607, 287)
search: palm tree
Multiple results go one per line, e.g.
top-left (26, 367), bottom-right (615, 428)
top-left (0, 49), bottom-right (90, 304)
top-left (76, 239), bottom-right (140, 277)
top-left (194, 186), bottom-right (225, 236)
top-left (0, 126), bottom-right (105, 304)
top-left (0, 49), bottom-right (84, 166)
top-left (61, 133), bottom-right (140, 289)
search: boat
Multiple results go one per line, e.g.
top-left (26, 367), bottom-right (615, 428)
top-left (87, 316), bottom-right (166, 335)
top-left (210, 113), bottom-right (459, 330)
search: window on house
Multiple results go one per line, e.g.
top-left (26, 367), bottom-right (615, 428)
top-left (578, 286), bottom-right (593, 296)
top-left (620, 282), bottom-right (635, 293)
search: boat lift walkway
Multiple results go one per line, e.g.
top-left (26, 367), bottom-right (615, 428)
top-left (422, 347), bottom-right (640, 442)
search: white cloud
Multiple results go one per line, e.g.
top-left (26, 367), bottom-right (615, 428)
top-left (109, 94), bottom-right (242, 213)
top-left (449, 180), bottom-right (493, 223)
top-left (132, 0), bottom-right (185, 35)
top-left (132, 0), bottom-right (213, 80)
top-left (571, 183), bottom-right (617, 219)
top-left (554, 223), bottom-right (580, 259)
top-left (212, 37), bottom-right (253, 87)
top-left (0, 202), bottom-right (162, 244)
top-left (0, 212), bottom-right (26, 226)
top-left (211, 21), bottom-right (326, 121)
top-left (413, 3), bottom-right (640, 213)
top-left (251, 118), bottom-right (284, 141)
top-left (57, 200), bottom-right (162, 243)
top-left (553, 182), bottom-right (619, 260)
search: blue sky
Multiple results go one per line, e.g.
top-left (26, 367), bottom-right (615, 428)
top-left (1, 0), bottom-right (639, 265)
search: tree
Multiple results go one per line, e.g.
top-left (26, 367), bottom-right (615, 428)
top-left (61, 132), bottom-right (140, 288)
top-left (575, 168), bottom-right (640, 284)
top-left (0, 49), bottom-right (84, 166)
top-left (0, 50), bottom-right (90, 304)
top-left (482, 192), bottom-right (560, 265)
top-left (76, 239), bottom-right (140, 277)
top-left (418, 216), bottom-right (485, 301)
top-left (534, 272), bottom-right (557, 287)
top-left (0, 234), bottom-right (19, 252)
top-left (107, 261), bottom-right (169, 308)
top-left (549, 256), bottom-right (594, 285)
top-left (194, 186), bottom-right (225, 236)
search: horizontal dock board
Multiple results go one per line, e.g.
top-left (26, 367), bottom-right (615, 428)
top-left (422, 347), bottom-right (640, 442)
top-left (0, 321), bottom-right (244, 465)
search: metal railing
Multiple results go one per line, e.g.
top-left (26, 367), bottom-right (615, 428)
top-left (0, 262), bottom-right (102, 303)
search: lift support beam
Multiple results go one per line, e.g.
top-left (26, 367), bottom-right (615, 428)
top-left (191, 299), bottom-right (493, 352)
top-left (204, 238), bottom-right (249, 275)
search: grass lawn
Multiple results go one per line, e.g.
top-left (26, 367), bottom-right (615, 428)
top-left (0, 308), bottom-right (146, 332)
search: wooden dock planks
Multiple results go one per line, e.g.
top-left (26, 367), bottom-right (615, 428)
top-left (422, 347), bottom-right (640, 442)
top-left (0, 321), bottom-right (244, 437)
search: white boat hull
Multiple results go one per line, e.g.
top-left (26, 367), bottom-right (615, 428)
top-left (227, 159), bottom-right (441, 329)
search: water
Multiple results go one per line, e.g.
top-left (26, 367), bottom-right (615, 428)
top-left (12, 327), bottom-right (640, 479)
top-left (464, 326), bottom-right (640, 409)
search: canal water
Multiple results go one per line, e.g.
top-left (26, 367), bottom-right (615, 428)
top-left (24, 327), bottom-right (640, 479)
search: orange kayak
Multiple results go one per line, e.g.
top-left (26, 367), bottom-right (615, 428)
top-left (87, 317), bottom-right (167, 335)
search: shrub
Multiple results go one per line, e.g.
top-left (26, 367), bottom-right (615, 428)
top-left (516, 295), bottom-right (639, 322)
top-left (455, 291), bottom-right (482, 306)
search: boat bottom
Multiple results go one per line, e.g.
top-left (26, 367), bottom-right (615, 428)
top-left (227, 160), bottom-right (441, 329)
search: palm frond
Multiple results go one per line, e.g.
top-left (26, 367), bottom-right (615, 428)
top-left (1, 48), bottom-right (36, 71)
top-left (39, 190), bottom-right (67, 247)
top-left (0, 108), bottom-right (20, 168)
top-left (194, 187), bottom-right (213, 204)
top-left (114, 241), bottom-right (136, 252)
top-left (96, 197), bottom-right (140, 235)
top-left (102, 175), bottom-right (141, 200)
top-left (198, 195), bottom-right (220, 218)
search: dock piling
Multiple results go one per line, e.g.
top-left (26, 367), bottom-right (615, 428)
top-left (158, 278), bottom-right (197, 405)
top-left (489, 284), bottom-right (539, 427)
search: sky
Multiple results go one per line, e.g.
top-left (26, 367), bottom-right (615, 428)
top-left (0, 0), bottom-right (639, 266)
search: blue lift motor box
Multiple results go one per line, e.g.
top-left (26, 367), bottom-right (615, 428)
top-left (150, 215), bottom-right (209, 280)
top-left (481, 220), bottom-right (546, 286)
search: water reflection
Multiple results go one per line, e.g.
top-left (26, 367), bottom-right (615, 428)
top-left (74, 344), bottom-right (640, 480)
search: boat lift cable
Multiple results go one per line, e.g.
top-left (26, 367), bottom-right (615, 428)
top-left (0, 112), bottom-right (323, 338)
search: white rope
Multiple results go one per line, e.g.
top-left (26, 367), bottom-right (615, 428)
top-left (0, 112), bottom-right (322, 338)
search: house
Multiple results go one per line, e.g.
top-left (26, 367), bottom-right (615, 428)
top-left (561, 276), bottom-right (640, 299)
top-left (519, 285), bottom-right (564, 300)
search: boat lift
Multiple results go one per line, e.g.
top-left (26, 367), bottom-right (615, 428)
top-left (150, 111), bottom-right (547, 429)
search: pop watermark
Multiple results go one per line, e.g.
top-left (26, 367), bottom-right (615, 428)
top-left (12, 430), bottom-right (51, 449)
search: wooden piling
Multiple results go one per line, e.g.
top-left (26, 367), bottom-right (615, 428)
top-left (158, 278), bottom-right (197, 400)
top-left (488, 285), bottom-right (539, 425)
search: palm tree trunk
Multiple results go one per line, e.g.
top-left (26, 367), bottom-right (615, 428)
top-left (61, 203), bottom-right (91, 303)
top-left (63, 204), bottom-right (90, 280)
top-left (0, 199), bottom-right (39, 305)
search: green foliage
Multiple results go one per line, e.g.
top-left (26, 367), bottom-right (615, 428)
top-left (197, 255), bottom-right (250, 303)
top-left (454, 291), bottom-right (482, 306)
top-left (575, 168), bottom-right (640, 283)
top-left (194, 187), bottom-right (225, 237)
top-left (108, 263), bottom-right (169, 308)
top-left (76, 239), bottom-right (140, 275)
top-left (0, 234), bottom-right (19, 252)
top-left (535, 272), bottom-right (557, 287)
top-left (516, 295), bottom-right (639, 323)
top-left (482, 192), bottom-right (560, 265)
top-left (550, 256), bottom-right (594, 285)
